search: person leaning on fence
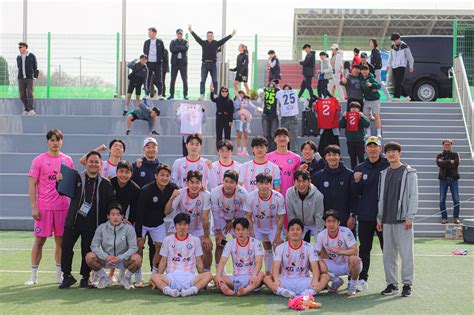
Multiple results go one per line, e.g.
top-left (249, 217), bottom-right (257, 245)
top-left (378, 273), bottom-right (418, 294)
top-left (168, 28), bottom-right (189, 100)
top-left (437, 139), bottom-right (461, 225)
top-left (298, 44), bottom-right (315, 100)
top-left (123, 55), bottom-right (149, 116)
top-left (387, 33), bottom-right (414, 101)
top-left (143, 27), bottom-right (165, 99)
top-left (17, 42), bottom-right (39, 116)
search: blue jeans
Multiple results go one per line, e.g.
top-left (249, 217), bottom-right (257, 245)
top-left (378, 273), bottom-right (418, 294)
top-left (200, 62), bottom-right (217, 95)
top-left (439, 179), bottom-right (460, 219)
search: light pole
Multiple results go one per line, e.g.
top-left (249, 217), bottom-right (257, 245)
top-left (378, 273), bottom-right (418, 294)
top-left (121, 0), bottom-right (127, 97)
top-left (23, 0), bottom-right (27, 42)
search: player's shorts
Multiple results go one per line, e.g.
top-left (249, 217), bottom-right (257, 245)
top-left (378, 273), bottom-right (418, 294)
top-left (253, 227), bottom-right (281, 243)
top-left (235, 73), bottom-right (248, 83)
top-left (323, 258), bottom-right (362, 277)
top-left (142, 224), bottom-right (167, 243)
top-left (212, 216), bottom-right (235, 238)
top-left (234, 120), bottom-right (251, 133)
top-left (230, 274), bottom-right (252, 290)
top-left (128, 107), bottom-right (148, 121)
top-left (127, 81), bottom-right (143, 95)
top-left (168, 224), bottom-right (204, 238)
top-left (363, 100), bottom-right (381, 115)
top-left (167, 271), bottom-right (196, 291)
top-left (279, 276), bottom-right (312, 295)
top-left (34, 209), bottom-right (67, 237)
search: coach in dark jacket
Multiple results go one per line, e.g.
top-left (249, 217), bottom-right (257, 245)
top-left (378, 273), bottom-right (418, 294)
top-left (169, 29), bottom-right (189, 99)
top-left (298, 44), bottom-right (315, 99)
top-left (352, 137), bottom-right (389, 285)
top-left (143, 27), bottom-right (165, 98)
top-left (59, 151), bottom-right (116, 289)
top-left (17, 42), bottom-right (38, 115)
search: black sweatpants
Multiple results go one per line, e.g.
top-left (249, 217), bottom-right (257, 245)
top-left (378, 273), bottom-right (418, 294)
top-left (318, 129), bottom-right (340, 157)
top-left (347, 141), bottom-right (365, 170)
top-left (392, 67), bottom-right (406, 99)
top-left (61, 226), bottom-right (95, 278)
top-left (147, 62), bottom-right (163, 96)
top-left (358, 220), bottom-right (383, 281)
top-left (170, 64), bottom-right (188, 98)
top-left (216, 116), bottom-right (231, 144)
top-left (298, 75), bottom-right (315, 98)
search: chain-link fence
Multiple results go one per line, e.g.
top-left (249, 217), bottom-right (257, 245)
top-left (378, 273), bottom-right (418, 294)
top-left (454, 21), bottom-right (474, 99)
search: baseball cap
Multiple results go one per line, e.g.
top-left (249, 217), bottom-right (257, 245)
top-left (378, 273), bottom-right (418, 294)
top-left (176, 28), bottom-right (183, 34)
top-left (330, 44), bottom-right (339, 49)
top-left (365, 136), bottom-right (381, 146)
top-left (143, 137), bottom-right (158, 147)
top-left (360, 52), bottom-right (368, 58)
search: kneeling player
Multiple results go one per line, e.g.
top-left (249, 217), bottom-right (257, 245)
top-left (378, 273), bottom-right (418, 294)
top-left (264, 219), bottom-right (329, 297)
top-left (214, 218), bottom-right (265, 296)
top-left (85, 204), bottom-right (142, 289)
top-left (315, 210), bottom-right (362, 296)
top-left (150, 213), bottom-right (213, 297)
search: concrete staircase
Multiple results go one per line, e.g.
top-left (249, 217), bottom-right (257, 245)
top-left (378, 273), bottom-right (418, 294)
top-left (0, 98), bottom-right (472, 237)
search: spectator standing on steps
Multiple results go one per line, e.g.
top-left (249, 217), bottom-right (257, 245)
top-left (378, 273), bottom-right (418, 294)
top-left (168, 29), bottom-right (189, 100)
top-left (123, 55), bottom-right (149, 116)
top-left (387, 33), bottom-right (414, 101)
top-left (267, 50), bottom-right (281, 87)
top-left (230, 44), bottom-right (250, 96)
top-left (188, 25), bottom-right (236, 100)
top-left (143, 27), bottom-right (165, 99)
top-left (297, 44), bottom-right (315, 100)
top-left (437, 139), bottom-right (461, 224)
top-left (369, 38), bottom-right (391, 100)
top-left (17, 42), bottom-right (39, 116)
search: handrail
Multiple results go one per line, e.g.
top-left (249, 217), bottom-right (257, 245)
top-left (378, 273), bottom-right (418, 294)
top-left (453, 55), bottom-right (474, 160)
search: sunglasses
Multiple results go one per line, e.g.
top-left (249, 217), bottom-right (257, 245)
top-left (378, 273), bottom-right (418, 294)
top-left (221, 90), bottom-right (229, 93)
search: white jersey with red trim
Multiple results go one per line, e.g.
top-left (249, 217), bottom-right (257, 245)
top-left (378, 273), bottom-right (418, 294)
top-left (172, 188), bottom-right (211, 233)
top-left (101, 160), bottom-right (117, 179)
top-left (243, 190), bottom-right (286, 230)
top-left (239, 159), bottom-right (281, 192)
top-left (315, 226), bottom-right (357, 265)
top-left (222, 237), bottom-right (264, 276)
top-left (171, 156), bottom-right (209, 188)
top-left (210, 185), bottom-right (247, 221)
top-left (208, 160), bottom-right (241, 190)
top-left (274, 241), bottom-right (318, 278)
top-left (160, 233), bottom-right (203, 273)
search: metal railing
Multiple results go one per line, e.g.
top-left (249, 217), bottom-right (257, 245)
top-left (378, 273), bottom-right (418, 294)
top-left (453, 55), bottom-right (474, 159)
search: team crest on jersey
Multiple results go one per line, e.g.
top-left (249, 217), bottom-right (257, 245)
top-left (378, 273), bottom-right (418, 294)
top-left (198, 165), bottom-right (203, 170)
top-left (264, 168), bottom-right (270, 173)
top-left (323, 181), bottom-right (329, 188)
top-left (140, 171), bottom-right (146, 177)
top-left (196, 200), bottom-right (201, 206)
top-left (340, 181), bottom-right (344, 186)
top-left (248, 250), bottom-right (253, 255)
top-left (300, 253), bottom-right (305, 259)
top-left (35, 227), bottom-right (41, 233)
top-left (287, 159), bottom-right (293, 164)
top-left (363, 174), bottom-right (368, 180)
top-left (270, 204), bottom-right (276, 210)
top-left (153, 196), bottom-right (158, 202)
top-left (186, 244), bottom-right (193, 249)
top-left (338, 240), bottom-right (343, 246)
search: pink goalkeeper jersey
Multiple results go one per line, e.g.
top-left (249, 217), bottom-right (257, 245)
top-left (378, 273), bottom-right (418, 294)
top-left (239, 159), bottom-right (281, 192)
top-left (208, 160), bottom-right (241, 190)
top-left (160, 234), bottom-right (203, 273)
top-left (274, 241), bottom-right (318, 278)
top-left (172, 188), bottom-right (211, 233)
top-left (28, 152), bottom-right (75, 211)
top-left (210, 185), bottom-right (247, 221)
top-left (172, 156), bottom-right (209, 188)
top-left (222, 237), bottom-right (264, 276)
top-left (315, 226), bottom-right (357, 265)
top-left (243, 190), bottom-right (286, 229)
top-left (266, 151), bottom-right (301, 198)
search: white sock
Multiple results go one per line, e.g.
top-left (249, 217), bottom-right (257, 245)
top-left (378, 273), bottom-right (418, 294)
top-left (31, 265), bottom-right (39, 281)
top-left (264, 250), bottom-right (273, 273)
top-left (135, 268), bottom-right (143, 281)
top-left (276, 287), bottom-right (284, 296)
top-left (124, 269), bottom-right (132, 278)
top-left (163, 286), bottom-right (173, 295)
top-left (377, 129), bottom-right (382, 137)
top-left (349, 279), bottom-right (357, 286)
top-left (365, 129), bottom-right (371, 137)
top-left (55, 264), bottom-right (62, 282)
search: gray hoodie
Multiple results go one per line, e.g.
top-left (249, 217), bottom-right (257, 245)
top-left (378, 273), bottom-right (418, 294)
top-left (377, 165), bottom-right (418, 222)
top-left (91, 221), bottom-right (138, 262)
top-left (286, 184), bottom-right (325, 232)
top-left (320, 59), bottom-right (333, 80)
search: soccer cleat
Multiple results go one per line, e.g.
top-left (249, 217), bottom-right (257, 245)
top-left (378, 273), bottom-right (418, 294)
top-left (119, 274), bottom-right (134, 290)
top-left (329, 277), bottom-right (344, 292)
top-left (24, 278), bottom-right (37, 285)
top-left (58, 275), bottom-right (77, 289)
top-left (401, 285), bottom-right (412, 297)
top-left (356, 279), bottom-right (369, 292)
top-left (381, 284), bottom-right (399, 296)
top-left (96, 275), bottom-right (113, 289)
top-left (150, 130), bottom-right (160, 135)
top-left (347, 283), bottom-right (357, 296)
top-left (79, 278), bottom-right (96, 289)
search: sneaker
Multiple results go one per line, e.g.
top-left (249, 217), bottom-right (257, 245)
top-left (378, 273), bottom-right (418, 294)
top-left (329, 277), bottom-right (344, 292)
top-left (441, 218), bottom-right (448, 224)
top-left (123, 110), bottom-right (128, 116)
top-left (158, 95), bottom-right (165, 100)
top-left (119, 274), bottom-right (134, 290)
top-left (454, 218), bottom-right (461, 224)
top-left (96, 275), bottom-right (112, 289)
top-left (401, 284), bottom-right (411, 297)
top-left (198, 95), bottom-right (205, 101)
top-left (207, 280), bottom-right (216, 289)
top-left (381, 284), bottom-right (399, 296)
top-left (90, 271), bottom-right (100, 286)
top-left (24, 278), bottom-right (37, 285)
top-left (183, 96), bottom-right (189, 100)
top-left (150, 130), bottom-right (160, 135)
top-left (79, 277), bottom-right (95, 289)
top-left (167, 96), bottom-right (174, 100)
top-left (356, 279), bottom-right (369, 292)
top-left (242, 148), bottom-right (250, 157)
top-left (58, 275), bottom-right (77, 289)
top-left (347, 283), bottom-right (357, 296)
top-left (279, 288), bottom-right (296, 298)
top-left (164, 287), bottom-right (180, 297)
top-left (125, 129), bottom-right (131, 136)
top-left (21, 110), bottom-right (28, 116)
top-left (27, 110), bottom-right (37, 116)
top-left (134, 280), bottom-right (145, 288)
top-left (403, 96), bottom-right (411, 102)
top-left (237, 148), bottom-right (244, 157)
top-left (370, 114), bottom-right (375, 121)
top-left (299, 97), bottom-right (306, 102)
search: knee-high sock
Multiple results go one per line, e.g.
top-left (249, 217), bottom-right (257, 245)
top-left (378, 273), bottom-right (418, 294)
top-left (264, 250), bottom-right (273, 273)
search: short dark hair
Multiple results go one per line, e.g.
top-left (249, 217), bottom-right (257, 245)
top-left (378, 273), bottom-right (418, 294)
top-left (174, 213), bottom-right (191, 225)
top-left (255, 172), bottom-right (272, 184)
top-left (186, 170), bottom-right (202, 182)
top-left (207, 31), bottom-right (214, 35)
top-left (233, 217), bottom-right (250, 229)
top-left (353, 64), bottom-right (362, 70)
top-left (349, 101), bottom-right (362, 110)
top-left (148, 27), bottom-right (157, 33)
top-left (384, 141), bottom-right (402, 153)
top-left (293, 169), bottom-right (311, 181)
top-left (390, 33), bottom-right (401, 41)
top-left (324, 145), bottom-right (341, 156)
top-left (109, 139), bottom-right (126, 152)
top-left (302, 44), bottom-right (311, 49)
top-left (251, 136), bottom-right (268, 148)
top-left (323, 209), bottom-right (340, 222)
top-left (274, 127), bottom-right (289, 138)
top-left (353, 48), bottom-right (360, 54)
top-left (360, 65), bottom-right (369, 71)
top-left (46, 129), bottom-right (63, 141)
top-left (117, 160), bottom-right (133, 172)
top-left (223, 170), bottom-right (239, 183)
top-left (139, 54), bottom-right (148, 60)
top-left (301, 140), bottom-right (317, 153)
top-left (319, 51), bottom-right (327, 56)
top-left (369, 38), bottom-right (378, 48)
top-left (86, 150), bottom-right (102, 161)
top-left (268, 50), bottom-right (275, 55)
top-left (155, 164), bottom-right (172, 175)
top-left (282, 84), bottom-right (292, 90)
top-left (107, 203), bottom-right (124, 215)
top-left (18, 42), bottom-right (28, 48)
top-left (151, 107), bottom-right (160, 116)
top-left (288, 218), bottom-right (304, 230)
top-left (186, 134), bottom-right (202, 145)
top-left (217, 139), bottom-right (234, 152)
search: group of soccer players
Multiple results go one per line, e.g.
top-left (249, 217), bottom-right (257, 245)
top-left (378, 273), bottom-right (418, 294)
top-left (26, 126), bottom-right (365, 298)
